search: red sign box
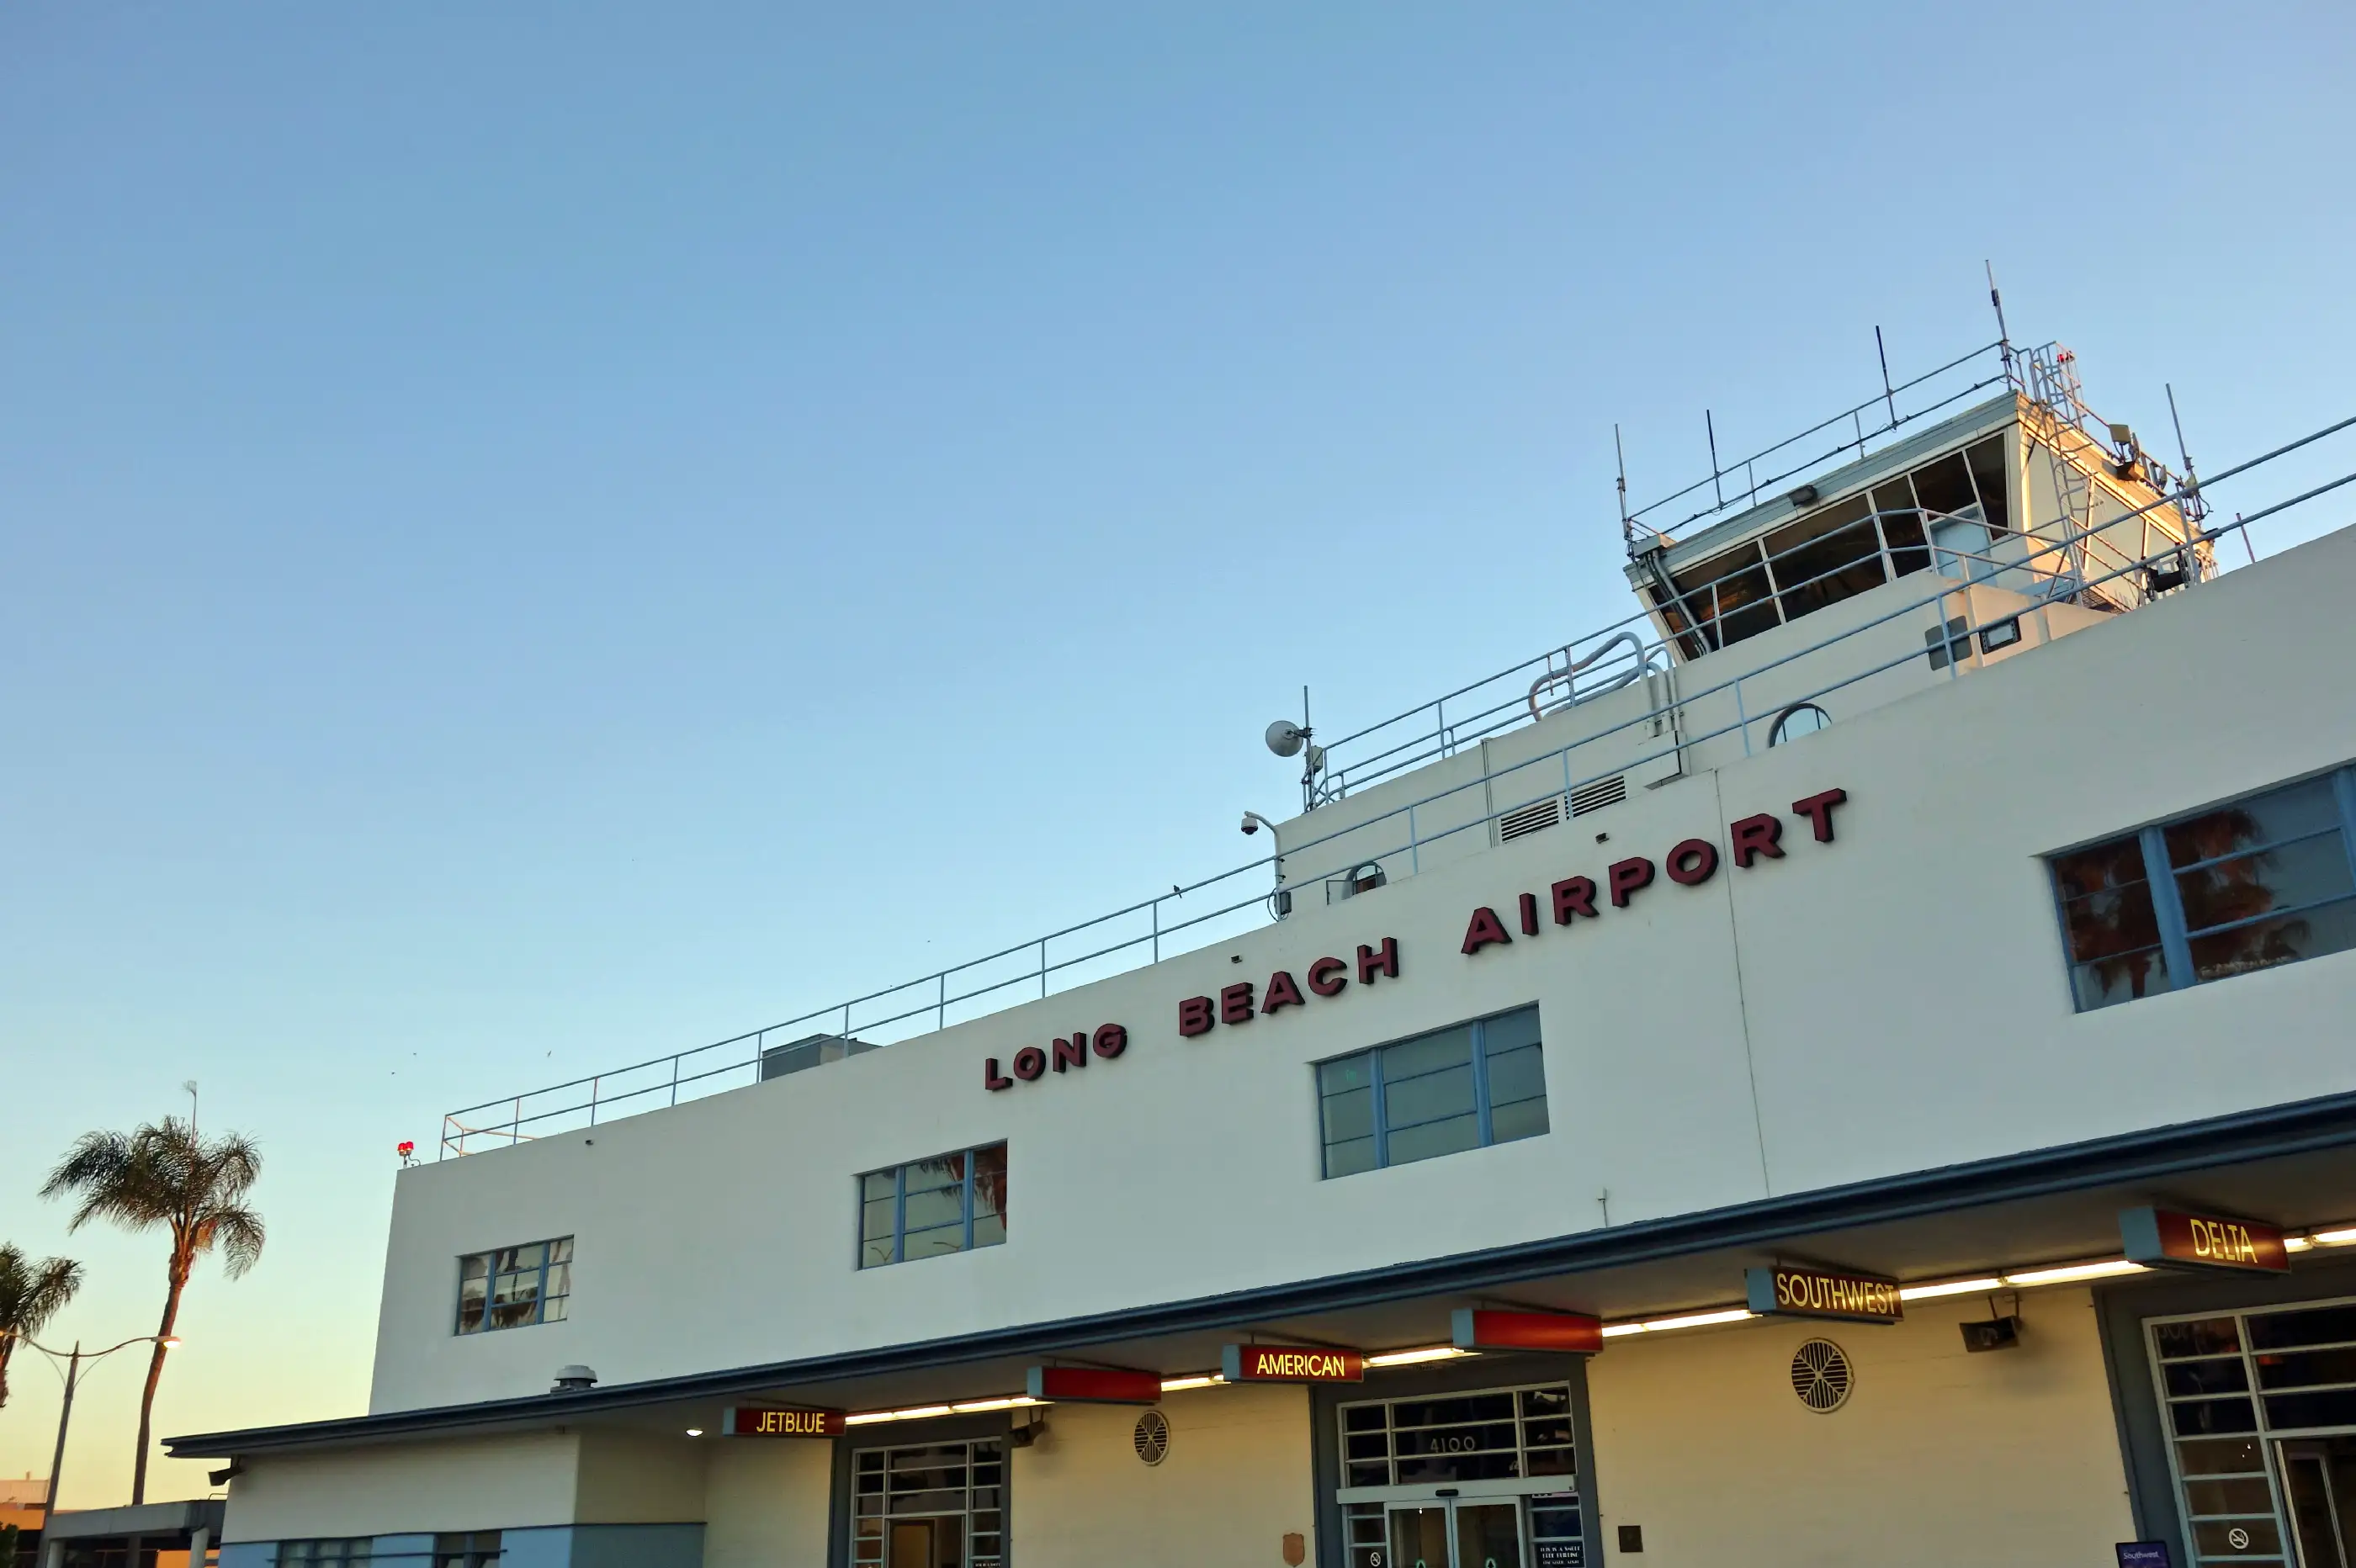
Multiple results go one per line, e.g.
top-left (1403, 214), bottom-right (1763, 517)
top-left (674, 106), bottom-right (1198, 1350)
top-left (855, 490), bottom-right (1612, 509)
top-left (1451, 1309), bottom-right (1604, 1355)
top-left (1221, 1344), bottom-right (1365, 1383)
top-left (1026, 1365), bottom-right (1163, 1405)
top-left (2121, 1207), bottom-right (2290, 1274)
top-left (721, 1406), bottom-right (846, 1438)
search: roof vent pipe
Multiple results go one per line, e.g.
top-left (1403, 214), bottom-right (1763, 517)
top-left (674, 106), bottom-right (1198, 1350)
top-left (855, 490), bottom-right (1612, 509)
top-left (552, 1364), bottom-right (598, 1394)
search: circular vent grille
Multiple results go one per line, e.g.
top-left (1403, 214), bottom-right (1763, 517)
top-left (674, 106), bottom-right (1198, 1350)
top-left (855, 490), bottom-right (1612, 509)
top-left (1791, 1339), bottom-right (1853, 1412)
top-left (1133, 1408), bottom-right (1170, 1465)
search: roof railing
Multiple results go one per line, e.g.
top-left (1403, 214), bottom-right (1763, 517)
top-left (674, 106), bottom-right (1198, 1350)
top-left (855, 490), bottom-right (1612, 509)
top-left (439, 412), bottom-right (2356, 1157)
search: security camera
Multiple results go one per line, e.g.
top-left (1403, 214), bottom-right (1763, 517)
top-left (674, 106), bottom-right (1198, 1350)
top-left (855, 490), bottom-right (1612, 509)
top-left (1241, 813), bottom-right (1260, 834)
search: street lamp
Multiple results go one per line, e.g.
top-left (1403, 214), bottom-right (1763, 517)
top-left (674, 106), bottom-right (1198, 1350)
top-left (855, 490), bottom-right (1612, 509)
top-left (5, 1332), bottom-right (183, 1515)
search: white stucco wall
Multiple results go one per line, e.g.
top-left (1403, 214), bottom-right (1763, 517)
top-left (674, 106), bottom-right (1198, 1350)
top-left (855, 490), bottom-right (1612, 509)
top-left (221, 1433), bottom-right (584, 1542)
top-left (1585, 1289), bottom-right (2135, 1568)
top-left (369, 523), bottom-right (2356, 1412)
top-left (701, 1439), bottom-right (831, 1568)
top-left (1010, 1384), bottom-right (1315, 1568)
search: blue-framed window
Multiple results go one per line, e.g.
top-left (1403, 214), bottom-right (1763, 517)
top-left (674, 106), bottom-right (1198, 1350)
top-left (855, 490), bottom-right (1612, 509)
top-left (1318, 1004), bottom-right (1548, 1179)
top-left (2051, 767), bottom-right (2356, 1012)
top-left (279, 1542), bottom-right (373, 1568)
top-left (860, 1143), bottom-right (1008, 1269)
top-left (455, 1237), bottom-right (570, 1333)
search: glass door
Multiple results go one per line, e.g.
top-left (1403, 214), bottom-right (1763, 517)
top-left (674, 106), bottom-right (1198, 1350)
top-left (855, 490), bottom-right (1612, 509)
top-left (1383, 1500), bottom-right (1526, 1568)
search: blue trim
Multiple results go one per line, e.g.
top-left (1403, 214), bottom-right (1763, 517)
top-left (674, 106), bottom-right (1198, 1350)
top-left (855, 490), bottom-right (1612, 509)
top-left (176, 1083), bottom-right (2356, 1459)
top-left (1319, 1005), bottom-right (1542, 1178)
top-left (858, 1145), bottom-right (1003, 1271)
top-left (2141, 824), bottom-right (2198, 993)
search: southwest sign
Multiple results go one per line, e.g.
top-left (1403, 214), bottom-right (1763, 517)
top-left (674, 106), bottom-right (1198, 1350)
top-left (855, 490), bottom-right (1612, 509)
top-left (1221, 1344), bottom-right (1366, 1383)
top-left (2121, 1207), bottom-right (2291, 1274)
top-left (720, 1406), bottom-right (846, 1438)
top-left (1746, 1265), bottom-right (1902, 1325)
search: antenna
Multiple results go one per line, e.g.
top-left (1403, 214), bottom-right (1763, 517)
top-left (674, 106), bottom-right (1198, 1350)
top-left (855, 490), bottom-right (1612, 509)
top-left (2165, 382), bottom-right (2199, 490)
top-left (1705, 409), bottom-right (1722, 510)
top-left (1984, 260), bottom-right (2014, 374)
top-left (1874, 326), bottom-right (1897, 426)
top-left (1615, 422), bottom-right (1632, 557)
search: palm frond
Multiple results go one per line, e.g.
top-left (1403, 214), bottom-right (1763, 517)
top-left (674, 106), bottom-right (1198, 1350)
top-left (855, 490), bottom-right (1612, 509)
top-left (0, 1246), bottom-right (84, 1337)
top-left (44, 1117), bottom-right (266, 1276)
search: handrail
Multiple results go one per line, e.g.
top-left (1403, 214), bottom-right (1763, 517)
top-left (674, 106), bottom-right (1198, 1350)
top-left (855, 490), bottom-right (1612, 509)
top-left (440, 417), bottom-right (2355, 1155)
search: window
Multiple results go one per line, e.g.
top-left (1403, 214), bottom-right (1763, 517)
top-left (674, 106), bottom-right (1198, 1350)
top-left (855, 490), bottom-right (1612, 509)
top-left (1650, 433), bottom-right (2011, 656)
top-left (2051, 770), bottom-right (2356, 1011)
top-left (852, 1441), bottom-right (1003, 1568)
top-left (455, 1238), bottom-right (570, 1334)
top-left (860, 1144), bottom-right (1007, 1269)
top-left (1319, 1006), bottom-right (1547, 1179)
top-left (432, 1535), bottom-right (499, 1568)
top-left (280, 1544), bottom-right (371, 1568)
top-left (1769, 702), bottom-right (1829, 746)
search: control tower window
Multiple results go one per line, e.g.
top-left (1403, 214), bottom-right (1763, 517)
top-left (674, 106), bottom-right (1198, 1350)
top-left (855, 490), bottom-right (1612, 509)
top-left (1769, 703), bottom-right (1830, 746)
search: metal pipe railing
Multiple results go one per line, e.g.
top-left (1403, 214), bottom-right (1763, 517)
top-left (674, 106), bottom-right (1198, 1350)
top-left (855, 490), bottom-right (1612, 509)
top-left (439, 418), bottom-right (2354, 1156)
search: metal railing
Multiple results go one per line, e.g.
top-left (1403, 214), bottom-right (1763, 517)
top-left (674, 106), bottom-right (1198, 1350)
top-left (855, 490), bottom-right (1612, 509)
top-left (440, 412), bottom-right (2356, 1156)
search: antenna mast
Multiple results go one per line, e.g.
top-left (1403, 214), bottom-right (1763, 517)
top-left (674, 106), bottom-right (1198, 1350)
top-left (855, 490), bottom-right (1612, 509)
top-left (1615, 423), bottom-right (1635, 559)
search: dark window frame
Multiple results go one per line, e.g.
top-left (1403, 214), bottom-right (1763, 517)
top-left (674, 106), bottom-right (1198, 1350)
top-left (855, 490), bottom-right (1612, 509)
top-left (2048, 766), bottom-right (2356, 1012)
top-left (1317, 1005), bottom-right (1548, 1179)
top-left (857, 1142), bottom-right (1009, 1270)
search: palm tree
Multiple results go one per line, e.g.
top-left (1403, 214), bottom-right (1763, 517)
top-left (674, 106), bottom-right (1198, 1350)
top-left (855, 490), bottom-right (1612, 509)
top-left (0, 1244), bottom-right (84, 1408)
top-left (42, 1117), bottom-right (263, 1504)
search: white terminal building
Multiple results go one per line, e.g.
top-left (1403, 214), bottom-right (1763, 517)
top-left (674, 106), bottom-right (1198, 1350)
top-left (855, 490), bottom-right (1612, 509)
top-left (164, 330), bottom-right (2356, 1568)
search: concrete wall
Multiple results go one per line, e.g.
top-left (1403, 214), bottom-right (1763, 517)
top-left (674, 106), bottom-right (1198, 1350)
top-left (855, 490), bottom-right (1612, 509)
top-left (573, 1431), bottom-right (706, 1525)
top-left (372, 523), bottom-right (2356, 1412)
top-left (701, 1440), bottom-right (832, 1568)
top-left (1586, 1290), bottom-right (2134, 1568)
top-left (1011, 1384), bottom-right (1316, 1568)
top-left (220, 1433), bottom-right (583, 1542)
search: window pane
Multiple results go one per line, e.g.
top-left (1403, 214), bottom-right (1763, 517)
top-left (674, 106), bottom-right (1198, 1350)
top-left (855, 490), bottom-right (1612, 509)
top-left (543, 1263), bottom-right (569, 1299)
top-left (972, 1210), bottom-right (1006, 1248)
top-left (549, 1237), bottom-right (572, 1264)
top-left (2166, 780), bottom-right (2342, 867)
top-left (456, 1274), bottom-right (488, 1334)
top-left (2177, 1437), bottom-right (2265, 1476)
top-left (2157, 1318), bottom-right (2243, 1359)
top-left (1483, 1044), bottom-right (1547, 1108)
top-left (1382, 1026), bottom-right (1475, 1085)
top-left (903, 1184), bottom-right (967, 1232)
top-left (1764, 495), bottom-right (1886, 622)
top-left (1488, 1096), bottom-right (1550, 1144)
top-left (1385, 1114), bottom-right (1481, 1167)
top-left (2186, 1477), bottom-right (2276, 1517)
top-left (901, 1221), bottom-right (968, 1260)
top-left (502, 1243), bottom-right (545, 1272)
top-left (2177, 834), bottom-right (2355, 936)
top-left (1482, 1006), bottom-right (1541, 1056)
top-left (1322, 1085), bottom-right (1375, 1144)
top-left (2053, 836), bottom-right (2160, 951)
top-left (459, 1253), bottom-right (490, 1282)
top-left (2173, 1397), bottom-right (2259, 1437)
top-left (1320, 1053), bottom-right (1374, 1097)
top-left (2072, 947), bottom-right (2174, 1011)
top-left (2251, 1305), bottom-right (2356, 1352)
top-left (541, 1294), bottom-right (566, 1322)
top-left (2166, 1359), bottom-right (2251, 1397)
top-left (862, 1195), bottom-right (899, 1243)
top-left (1966, 437), bottom-right (2011, 532)
top-left (860, 1237), bottom-right (894, 1269)
top-left (1668, 545), bottom-right (1778, 649)
top-left (863, 1171), bottom-right (898, 1204)
top-left (1383, 1062), bottom-right (1475, 1130)
top-left (1324, 1136), bottom-right (1377, 1179)
top-left (905, 1155), bottom-right (965, 1195)
top-left (971, 1145), bottom-right (1008, 1222)
top-left (2255, 1347), bottom-right (2356, 1390)
top-left (1911, 453), bottom-right (1978, 522)
top-left (2188, 897), bottom-right (2356, 984)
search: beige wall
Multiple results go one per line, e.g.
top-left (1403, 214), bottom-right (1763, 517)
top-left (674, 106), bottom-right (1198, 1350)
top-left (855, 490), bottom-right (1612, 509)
top-left (1586, 1290), bottom-right (2133, 1568)
top-left (573, 1430), bottom-right (709, 1524)
top-left (1011, 1385), bottom-right (1316, 1568)
top-left (221, 1432), bottom-right (583, 1543)
top-left (703, 1439), bottom-right (833, 1568)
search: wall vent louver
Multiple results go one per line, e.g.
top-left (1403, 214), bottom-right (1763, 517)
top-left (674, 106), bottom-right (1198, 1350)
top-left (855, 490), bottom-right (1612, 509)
top-left (1791, 1339), bottom-right (1853, 1413)
top-left (1498, 797), bottom-right (1565, 843)
top-left (1133, 1409), bottom-right (1170, 1466)
top-left (1569, 775), bottom-right (1628, 816)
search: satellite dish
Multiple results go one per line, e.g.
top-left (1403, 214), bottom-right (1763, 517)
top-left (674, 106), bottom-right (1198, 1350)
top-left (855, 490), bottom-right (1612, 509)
top-left (1265, 720), bottom-right (1307, 758)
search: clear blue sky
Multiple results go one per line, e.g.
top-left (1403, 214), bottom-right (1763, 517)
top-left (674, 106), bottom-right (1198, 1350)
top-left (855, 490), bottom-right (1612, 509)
top-left (3, 1), bottom-right (2351, 1504)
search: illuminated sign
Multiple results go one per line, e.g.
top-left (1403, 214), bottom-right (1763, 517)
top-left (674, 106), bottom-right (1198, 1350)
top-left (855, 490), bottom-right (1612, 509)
top-left (1745, 1264), bottom-right (1902, 1324)
top-left (1025, 1365), bottom-right (1162, 1405)
top-left (1221, 1344), bottom-right (1365, 1383)
top-left (2120, 1207), bottom-right (2290, 1274)
top-left (720, 1406), bottom-right (846, 1438)
top-left (1451, 1308), bottom-right (1604, 1355)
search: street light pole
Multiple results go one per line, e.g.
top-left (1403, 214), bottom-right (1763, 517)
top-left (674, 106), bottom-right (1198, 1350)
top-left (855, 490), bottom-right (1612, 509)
top-left (10, 1332), bottom-right (181, 1516)
top-left (44, 1343), bottom-right (81, 1521)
